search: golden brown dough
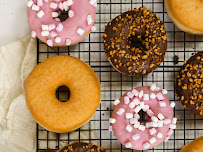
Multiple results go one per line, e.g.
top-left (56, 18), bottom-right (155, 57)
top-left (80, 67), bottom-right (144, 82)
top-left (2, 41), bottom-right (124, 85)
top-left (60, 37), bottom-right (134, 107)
top-left (180, 137), bottom-right (203, 152)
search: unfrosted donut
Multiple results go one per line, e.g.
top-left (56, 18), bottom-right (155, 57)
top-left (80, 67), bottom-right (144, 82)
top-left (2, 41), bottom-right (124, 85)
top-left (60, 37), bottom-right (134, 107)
top-left (109, 85), bottom-right (177, 150)
top-left (27, 0), bottom-right (97, 47)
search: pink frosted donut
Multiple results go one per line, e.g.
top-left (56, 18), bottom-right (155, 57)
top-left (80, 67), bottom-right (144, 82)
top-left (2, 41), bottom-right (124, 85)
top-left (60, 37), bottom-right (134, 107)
top-left (27, 0), bottom-right (96, 47)
top-left (109, 85), bottom-right (177, 150)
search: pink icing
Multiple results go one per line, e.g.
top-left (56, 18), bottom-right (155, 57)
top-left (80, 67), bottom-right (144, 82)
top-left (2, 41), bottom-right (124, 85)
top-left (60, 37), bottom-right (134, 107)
top-left (111, 86), bottom-right (174, 150)
top-left (27, 0), bottom-right (96, 46)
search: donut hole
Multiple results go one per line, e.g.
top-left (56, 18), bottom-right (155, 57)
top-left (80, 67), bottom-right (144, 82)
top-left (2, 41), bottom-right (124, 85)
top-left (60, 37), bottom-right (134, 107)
top-left (129, 36), bottom-right (146, 51)
top-left (55, 85), bottom-right (70, 102)
top-left (138, 110), bottom-right (149, 123)
top-left (54, 10), bottom-right (69, 22)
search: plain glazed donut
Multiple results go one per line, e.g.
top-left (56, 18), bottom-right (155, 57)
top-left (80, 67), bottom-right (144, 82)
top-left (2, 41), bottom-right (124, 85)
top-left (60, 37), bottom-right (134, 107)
top-left (27, 0), bottom-right (96, 47)
top-left (103, 6), bottom-right (167, 76)
top-left (180, 136), bottom-right (203, 152)
top-left (25, 55), bottom-right (101, 133)
top-left (109, 85), bottom-right (177, 150)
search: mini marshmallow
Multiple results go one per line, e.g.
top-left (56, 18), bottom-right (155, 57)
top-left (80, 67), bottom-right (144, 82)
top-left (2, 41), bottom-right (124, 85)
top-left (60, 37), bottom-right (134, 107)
top-left (37, 0), bottom-right (43, 6)
top-left (65, 0), bottom-right (73, 6)
top-left (146, 109), bottom-right (154, 117)
top-left (151, 116), bottom-right (158, 122)
top-left (158, 113), bottom-right (165, 120)
top-left (108, 126), bottom-right (113, 132)
top-left (66, 39), bottom-right (72, 46)
top-left (163, 119), bottom-right (171, 125)
top-left (149, 128), bottom-right (156, 135)
top-left (129, 102), bottom-right (136, 108)
top-left (89, 0), bottom-right (97, 5)
top-left (52, 12), bottom-right (59, 18)
top-left (162, 89), bottom-right (168, 94)
top-left (50, 2), bottom-right (57, 9)
top-left (134, 113), bottom-right (140, 120)
top-left (150, 84), bottom-right (156, 91)
top-left (55, 37), bottom-right (61, 43)
top-left (156, 93), bottom-right (164, 101)
top-left (31, 31), bottom-right (36, 38)
top-left (139, 90), bottom-right (143, 98)
top-left (155, 87), bottom-right (160, 91)
top-left (124, 96), bottom-right (130, 104)
top-left (42, 25), bottom-right (49, 31)
top-left (49, 24), bottom-right (56, 31)
top-left (164, 136), bottom-right (170, 142)
top-left (170, 101), bottom-right (176, 108)
top-left (32, 4), bottom-right (40, 11)
top-left (27, 1), bottom-right (34, 8)
top-left (139, 102), bottom-right (145, 108)
top-left (93, 2), bottom-right (97, 7)
top-left (113, 99), bottom-right (120, 106)
top-left (116, 108), bottom-right (125, 115)
top-left (157, 121), bottom-right (164, 127)
top-left (138, 125), bottom-right (145, 131)
top-left (132, 89), bottom-right (139, 96)
top-left (56, 23), bottom-right (63, 32)
top-left (151, 122), bottom-right (158, 127)
top-left (143, 142), bottom-right (150, 149)
top-left (87, 15), bottom-right (93, 25)
top-left (143, 94), bottom-right (149, 100)
top-left (133, 122), bottom-right (140, 128)
top-left (91, 26), bottom-right (96, 31)
top-left (159, 101), bottom-right (166, 107)
top-left (150, 93), bottom-right (156, 99)
top-left (126, 125), bottom-right (133, 132)
top-left (41, 31), bottom-right (49, 36)
top-left (143, 105), bottom-right (149, 111)
top-left (59, 2), bottom-right (64, 10)
top-left (157, 132), bottom-right (163, 138)
top-left (50, 31), bottom-right (57, 37)
top-left (134, 106), bottom-right (141, 113)
top-left (126, 113), bottom-right (133, 119)
top-left (170, 124), bottom-right (176, 129)
top-left (167, 129), bottom-right (173, 136)
top-left (132, 133), bottom-right (140, 141)
top-left (149, 137), bottom-right (156, 144)
top-left (37, 10), bottom-right (44, 18)
top-left (125, 142), bottom-right (132, 148)
top-left (68, 10), bottom-right (74, 18)
top-left (172, 117), bottom-right (177, 124)
top-left (55, 18), bottom-right (61, 22)
top-left (130, 118), bottom-right (137, 124)
top-left (109, 118), bottom-right (116, 124)
top-left (43, 0), bottom-right (48, 2)
top-left (146, 122), bottom-right (152, 128)
top-left (127, 91), bottom-right (134, 99)
top-left (77, 28), bottom-right (85, 35)
top-left (132, 98), bottom-right (140, 105)
top-left (63, 2), bottom-right (69, 11)
top-left (47, 39), bottom-right (53, 47)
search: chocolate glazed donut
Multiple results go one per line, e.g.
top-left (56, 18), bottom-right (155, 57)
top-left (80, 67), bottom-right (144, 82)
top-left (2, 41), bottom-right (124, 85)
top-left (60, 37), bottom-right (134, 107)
top-left (175, 51), bottom-right (203, 116)
top-left (103, 6), bottom-right (167, 76)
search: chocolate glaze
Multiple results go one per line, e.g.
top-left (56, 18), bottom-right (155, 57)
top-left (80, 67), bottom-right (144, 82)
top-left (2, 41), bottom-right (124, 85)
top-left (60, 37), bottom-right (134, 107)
top-left (103, 6), bottom-right (167, 76)
top-left (175, 51), bottom-right (203, 116)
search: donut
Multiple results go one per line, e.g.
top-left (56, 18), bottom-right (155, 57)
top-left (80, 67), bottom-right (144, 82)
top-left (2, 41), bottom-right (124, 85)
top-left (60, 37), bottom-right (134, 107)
top-left (103, 6), bottom-right (167, 76)
top-left (58, 142), bottom-right (106, 152)
top-left (25, 55), bottom-right (101, 133)
top-left (109, 84), bottom-right (177, 150)
top-left (175, 51), bottom-right (203, 116)
top-left (180, 137), bottom-right (203, 152)
top-left (165, 0), bottom-right (203, 35)
top-left (27, 0), bottom-right (97, 47)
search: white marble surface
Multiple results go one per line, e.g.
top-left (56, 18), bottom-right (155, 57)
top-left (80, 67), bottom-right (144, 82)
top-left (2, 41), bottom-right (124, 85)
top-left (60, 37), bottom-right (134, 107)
top-left (0, 0), bottom-right (30, 46)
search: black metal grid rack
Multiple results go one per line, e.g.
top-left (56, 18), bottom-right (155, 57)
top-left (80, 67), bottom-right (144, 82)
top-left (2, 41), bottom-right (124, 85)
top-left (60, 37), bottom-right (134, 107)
top-left (36, 0), bottom-right (203, 151)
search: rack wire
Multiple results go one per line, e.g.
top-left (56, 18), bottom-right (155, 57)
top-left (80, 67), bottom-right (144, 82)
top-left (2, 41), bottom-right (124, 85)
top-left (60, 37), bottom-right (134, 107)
top-left (36, 0), bottom-right (203, 151)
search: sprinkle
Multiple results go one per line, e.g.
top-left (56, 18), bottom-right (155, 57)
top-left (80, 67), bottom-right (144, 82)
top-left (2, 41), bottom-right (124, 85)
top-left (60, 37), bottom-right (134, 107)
top-left (31, 31), bottom-right (36, 38)
top-left (157, 132), bottom-right (163, 138)
top-left (108, 126), bottom-right (113, 132)
top-left (113, 99), bottom-right (120, 106)
top-left (126, 113), bottom-right (133, 119)
top-left (66, 39), bottom-right (72, 46)
top-left (158, 121), bottom-right (164, 127)
top-left (158, 113), bottom-right (165, 120)
top-left (139, 102), bottom-right (145, 108)
top-left (143, 142), bottom-right (150, 149)
top-left (133, 122), bottom-right (140, 128)
top-left (138, 125), bottom-right (145, 131)
top-left (126, 125), bottom-right (133, 132)
top-left (132, 89), bottom-right (139, 96)
top-left (159, 101), bottom-right (166, 107)
top-left (132, 98), bottom-right (140, 105)
top-left (129, 102), bottom-right (136, 108)
top-left (170, 124), bottom-right (176, 129)
top-left (149, 128), bottom-right (156, 135)
top-left (50, 2), bottom-right (57, 9)
top-left (134, 113), bottom-right (140, 120)
top-left (52, 12), bottom-right (59, 18)
top-left (150, 93), bottom-right (156, 99)
top-left (55, 37), bottom-right (61, 43)
top-left (125, 142), bottom-right (132, 148)
top-left (139, 90), bottom-right (144, 98)
top-left (116, 108), bottom-right (125, 116)
top-left (87, 15), bottom-right (93, 25)
top-left (89, 0), bottom-right (97, 5)
top-left (47, 39), bottom-right (53, 47)
top-left (127, 91), bottom-right (134, 98)
top-left (50, 31), bottom-right (57, 37)
top-left (151, 116), bottom-right (158, 122)
top-left (132, 133), bottom-right (140, 141)
top-left (68, 10), bottom-right (74, 18)
top-left (130, 118), bottom-right (137, 124)
top-left (170, 101), bottom-right (176, 108)
top-left (91, 26), bottom-right (96, 31)
top-left (109, 118), bottom-right (116, 124)
top-left (37, 10), bottom-right (44, 18)
top-left (56, 23), bottom-right (63, 32)
top-left (149, 137), bottom-right (156, 144)
top-left (41, 31), bottom-right (49, 36)
top-left (49, 24), bottom-right (56, 31)
top-left (155, 87), bottom-right (160, 91)
top-left (42, 25), bottom-right (49, 31)
top-left (37, 0), bottom-right (43, 6)
top-left (27, 1), bottom-right (34, 8)
top-left (77, 28), bottom-right (85, 36)
top-left (163, 119), bottom-right (171, 125)
top-left (156, 93), bottom-right (164, 101)
top-left (150, 84), bottom-right (156, 91)
top-left (143, 105), bottom-right (149, 111)
top-left (59, 2), bottom-right (64, 10)
top-left (134, 106), bottom-right (141, 113)
top-left (151, 122), bottom-right (158, 127)
top-left (172, 117), bottom-right (177, 124)
top-left (162, 89), bottom-right (168, 94)
top-left (124, 96), bottom-right (130, 104)
top-left (146, 109), bottom-right (154, 117)
top-left (32, 4), bottom-right (40, 11)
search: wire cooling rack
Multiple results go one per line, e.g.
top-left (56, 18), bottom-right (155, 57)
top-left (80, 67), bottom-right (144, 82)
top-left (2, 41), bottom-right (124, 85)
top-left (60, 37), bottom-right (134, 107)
top-left (36, 0), bottom-right (203, 151)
